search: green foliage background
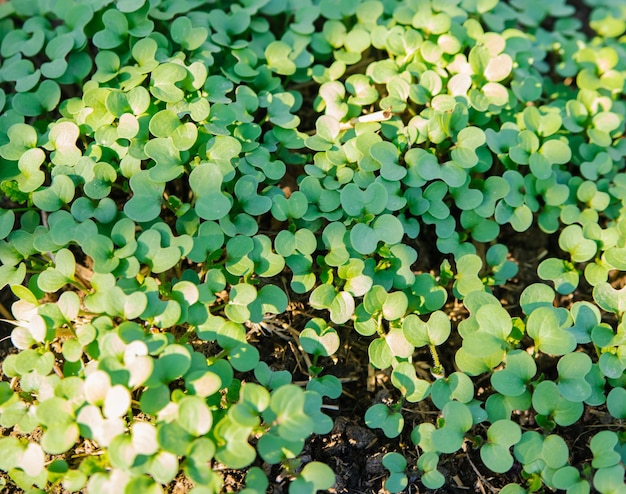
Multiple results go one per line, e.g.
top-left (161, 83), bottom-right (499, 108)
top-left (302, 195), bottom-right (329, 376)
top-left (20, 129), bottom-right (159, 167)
top-left (0, 0), bottom-right (625, 492)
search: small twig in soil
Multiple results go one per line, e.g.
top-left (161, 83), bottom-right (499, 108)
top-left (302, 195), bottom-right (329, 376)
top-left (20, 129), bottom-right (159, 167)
top-left (53, 363), bottom-right (64, 378)
top-left (288, 340), bottom-right (308, 375)
top-left (464, 447), bottom-right (499, 494)
top-left (72, 451), bottom-right (105, 459)
top-left (367, 365), bottom-right (375, 392)
top-left (400, 407), bottom-right (439, 415)
top-left (453, 474), bottom-right (470, 490)
top-left (340, 388), bottom-right (357, 400)
top-left (475, 476), bottom-right (487, 494)
top-left (284, 324), bottom-right (314, 371)
top-left (254, 320), bottom-right (291, 340)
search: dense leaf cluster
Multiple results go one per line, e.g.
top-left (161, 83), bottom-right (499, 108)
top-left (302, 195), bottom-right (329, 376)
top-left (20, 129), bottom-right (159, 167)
top-left (0, 0), bottom-right (625, 492)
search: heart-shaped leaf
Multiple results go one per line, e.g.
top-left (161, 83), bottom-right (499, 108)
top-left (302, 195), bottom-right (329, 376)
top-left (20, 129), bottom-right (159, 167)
top-left (300, 318), bottom-right (340, 357)
top-left (93, 9), bottom-right (128, 49)
top-left (171, 16), bottom-right (208, 51)
top-left (391, 362), bottom-right (430, 402)
top-left (480, 420), bottom-right (521, 473)
top-left (403, 311), bottom-right (451, 347)
top-left (12, 80), bottom-right (61, 117)
top-left (190, 163), bottom-right (233, 221)
top-left (150, 63), bottom-right (187, 103)
top-left (593, 282), bottom-right (626, 314)
top-left (123, 170), bottom-right (164, 223)
top-left (557, 352), bottom-right (592, 402)
top-left (365, 403), bottom-right (404, 438)
top-left (1, 123), bottom-right (38, 160)
top-left (32, 175), bottom-right (75, 212)
top-left (491, 350), bottom-right (537, 397)
top-left (527, 307), bottom-right (577, 356)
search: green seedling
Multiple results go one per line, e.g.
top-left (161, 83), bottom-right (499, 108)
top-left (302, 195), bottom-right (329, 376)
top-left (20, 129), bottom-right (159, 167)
top-left (593, 283), bottom-right (626, 315)
top-left (481, 420), bottom-right (522, 473)
top-left (526, 306), bottom-right (577, 356)
top-left (300, 318), bottom-right (340, 359)
top-left (309, 284), bottom-right (355, 325)
top-left (431, 401), bottom-right (473, 454)
top-left (532, 380), bottom-right (583, 429)
top-left (288, 462), bottom-right (335, 494)
top-left (556, 352), bottom-right (593, 403)
top-left (391, 362), bottom-right (430, 403)
top-left (538, 258), bottom-right (580, 295)
top-left (417, 451), bottom-right (445, 489)
top-left (382, 452), bottom-right (408, 493)
top-left (456, 303), bottom-right (512, 375)
top-left (590, 431), bottom-right (622, 470)
top-left (430, 372), bottom-right (474, 409)
top-left (364, 403), bottom-right (404, 438)
top-left (491, 349), bottom-right (537, 397)
top-left (513, 432), bottom-right (572, 491)
top-left (240, 467), bottom-right (270, 494)
top-left (606, 387), bottom-right (626, 419)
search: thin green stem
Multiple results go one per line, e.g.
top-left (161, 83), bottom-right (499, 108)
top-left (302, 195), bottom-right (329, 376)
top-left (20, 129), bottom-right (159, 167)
top-left (69, 278), bottom-right (89, 293)
top-left (429, 344), bottom-right (445, 378)
top-left (376, 312), bottom-right (384, 337)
